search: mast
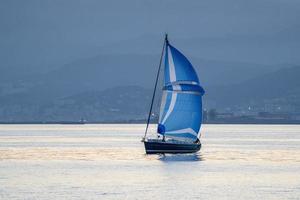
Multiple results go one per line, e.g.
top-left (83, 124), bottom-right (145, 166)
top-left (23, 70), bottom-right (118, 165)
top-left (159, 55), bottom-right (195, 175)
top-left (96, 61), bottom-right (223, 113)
top-left (142, 34), bottom-right (167, 141)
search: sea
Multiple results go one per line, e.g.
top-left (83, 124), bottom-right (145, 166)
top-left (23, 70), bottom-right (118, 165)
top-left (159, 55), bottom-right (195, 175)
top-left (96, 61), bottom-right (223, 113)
top-left (0, 124), bottom-right (299, 200)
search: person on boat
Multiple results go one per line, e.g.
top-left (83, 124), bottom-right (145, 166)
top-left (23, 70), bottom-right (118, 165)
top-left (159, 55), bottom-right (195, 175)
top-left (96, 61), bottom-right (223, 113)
top-left (157, 124), bottom-right (166, 142)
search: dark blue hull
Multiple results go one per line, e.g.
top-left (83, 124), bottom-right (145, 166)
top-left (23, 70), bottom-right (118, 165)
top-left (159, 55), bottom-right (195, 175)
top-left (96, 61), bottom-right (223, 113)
top-left (144, 140), bottom-right (201, 154)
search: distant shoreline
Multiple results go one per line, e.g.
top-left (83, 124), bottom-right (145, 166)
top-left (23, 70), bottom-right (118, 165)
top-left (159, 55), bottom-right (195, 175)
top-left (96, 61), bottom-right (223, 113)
top-left (0, 121), bottom-right (300, 125)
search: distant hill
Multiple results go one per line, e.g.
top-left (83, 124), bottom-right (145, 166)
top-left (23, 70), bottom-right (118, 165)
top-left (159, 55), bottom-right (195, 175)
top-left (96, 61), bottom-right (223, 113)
top-left (0, 86), bottom-right (151, 122)
top-left (205, 66), bottom-right (300, 111)
top-left (53, 86), bottom-right (152, 122)
top-left (0, 55), bottom-right (299, 122)
top-left (0, 53), bottom-right (284, 101)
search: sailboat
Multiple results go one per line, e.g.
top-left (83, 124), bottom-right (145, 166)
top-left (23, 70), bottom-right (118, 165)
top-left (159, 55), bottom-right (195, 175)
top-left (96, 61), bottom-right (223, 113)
top-left (142, 34), bottom-right (205, 154)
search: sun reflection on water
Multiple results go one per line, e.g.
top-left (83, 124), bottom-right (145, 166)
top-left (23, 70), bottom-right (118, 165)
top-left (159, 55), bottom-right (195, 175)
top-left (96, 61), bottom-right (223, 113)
top-left (1, 124), bottom-right (300, 199)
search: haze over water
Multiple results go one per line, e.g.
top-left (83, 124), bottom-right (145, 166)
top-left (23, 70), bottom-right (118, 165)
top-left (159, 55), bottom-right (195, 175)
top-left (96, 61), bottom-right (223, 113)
top-left (0, 124), bottom-right (300, 199)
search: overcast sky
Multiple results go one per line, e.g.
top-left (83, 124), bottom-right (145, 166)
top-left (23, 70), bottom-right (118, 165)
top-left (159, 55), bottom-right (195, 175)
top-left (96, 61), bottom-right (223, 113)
top-left (1, 0), bottom-right (299, 70)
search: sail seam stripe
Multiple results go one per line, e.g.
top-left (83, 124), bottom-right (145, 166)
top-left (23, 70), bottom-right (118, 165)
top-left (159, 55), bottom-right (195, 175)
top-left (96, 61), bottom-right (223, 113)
top-left (161, 46), bottom-right (179, 124)
top-left (165, 128), bottom-right (198, 136)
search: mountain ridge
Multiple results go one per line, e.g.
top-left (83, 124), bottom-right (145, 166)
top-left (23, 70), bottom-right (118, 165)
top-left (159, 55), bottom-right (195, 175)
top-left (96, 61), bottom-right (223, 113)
top-left (0, 66), bottom-right (299, 122)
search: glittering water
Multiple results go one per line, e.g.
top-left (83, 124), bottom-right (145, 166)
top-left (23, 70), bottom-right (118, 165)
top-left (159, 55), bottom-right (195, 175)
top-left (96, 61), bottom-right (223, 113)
top-left (0, 124), bottom-right (300, 199)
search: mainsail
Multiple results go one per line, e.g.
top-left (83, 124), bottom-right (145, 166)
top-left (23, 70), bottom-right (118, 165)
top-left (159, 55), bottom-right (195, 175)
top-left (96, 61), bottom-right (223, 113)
top-left (157, 39), bottom-right (205, 142)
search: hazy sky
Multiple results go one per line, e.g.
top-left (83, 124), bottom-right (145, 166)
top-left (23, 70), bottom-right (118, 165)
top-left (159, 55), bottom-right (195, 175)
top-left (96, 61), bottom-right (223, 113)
top-left (1, 0), bottom-right (300, 70)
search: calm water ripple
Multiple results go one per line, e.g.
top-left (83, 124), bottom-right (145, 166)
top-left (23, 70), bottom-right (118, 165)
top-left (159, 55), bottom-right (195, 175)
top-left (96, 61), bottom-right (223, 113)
top-left (0, 124), bottom-right (300, 199)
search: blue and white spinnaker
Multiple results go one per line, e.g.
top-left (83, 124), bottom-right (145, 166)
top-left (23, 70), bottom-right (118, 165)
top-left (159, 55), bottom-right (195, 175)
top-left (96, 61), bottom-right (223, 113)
top-left (157, 40), bottom-right (205, 142)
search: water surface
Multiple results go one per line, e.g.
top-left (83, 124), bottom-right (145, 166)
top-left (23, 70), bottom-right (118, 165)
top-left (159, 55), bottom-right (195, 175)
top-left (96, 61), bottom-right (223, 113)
top-left (0, 124), bottom-right (300, 199)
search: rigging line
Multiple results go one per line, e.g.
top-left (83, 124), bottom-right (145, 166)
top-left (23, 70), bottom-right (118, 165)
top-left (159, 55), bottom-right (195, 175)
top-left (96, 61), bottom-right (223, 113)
top-left (143, 34), bottom-right (167, 140)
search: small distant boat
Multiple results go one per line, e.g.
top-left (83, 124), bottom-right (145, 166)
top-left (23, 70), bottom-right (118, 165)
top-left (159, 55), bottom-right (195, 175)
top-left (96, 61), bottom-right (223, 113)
top-left (142, 34), bottom-right (205, 154)
top-left (57, 118), bottom-right (86, 125)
